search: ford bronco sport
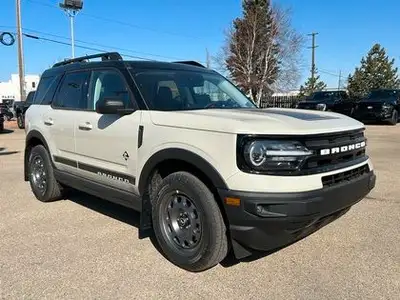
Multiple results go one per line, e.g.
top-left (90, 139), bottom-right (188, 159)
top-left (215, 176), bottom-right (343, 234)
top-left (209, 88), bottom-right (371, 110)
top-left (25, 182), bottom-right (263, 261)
top-left (24, 52), bottom-right (376, 272)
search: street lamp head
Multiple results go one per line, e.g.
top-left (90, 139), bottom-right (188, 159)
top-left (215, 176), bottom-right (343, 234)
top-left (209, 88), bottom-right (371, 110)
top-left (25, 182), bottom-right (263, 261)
top-left (59, 0), bottom-right (83, 11)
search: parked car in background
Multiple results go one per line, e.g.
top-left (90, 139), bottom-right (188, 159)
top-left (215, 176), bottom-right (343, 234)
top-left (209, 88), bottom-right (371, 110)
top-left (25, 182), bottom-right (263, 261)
top-left (353, 89), bottom-right (399, 125)
top-left (296, 90), bottom-right (357, 116)
top-left (0, 110), bottom-right (4, 132)
top-left (0, 103), bottom-right (14, 121)
top-left (14, 91), bottom-right (35, 129)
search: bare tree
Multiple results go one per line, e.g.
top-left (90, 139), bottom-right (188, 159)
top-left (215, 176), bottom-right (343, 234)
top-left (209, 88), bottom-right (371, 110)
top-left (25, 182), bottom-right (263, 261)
top-left (214, 0), bottom-right (304, 106)
top-left (271, 4), bottom-right (305, 93)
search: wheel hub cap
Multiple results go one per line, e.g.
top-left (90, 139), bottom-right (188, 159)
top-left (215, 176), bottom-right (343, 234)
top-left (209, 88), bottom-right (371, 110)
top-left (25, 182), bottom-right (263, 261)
top-left (30, 155), bottom-right (47, 195)
top-left (162, 192), bottom-right (202, 250)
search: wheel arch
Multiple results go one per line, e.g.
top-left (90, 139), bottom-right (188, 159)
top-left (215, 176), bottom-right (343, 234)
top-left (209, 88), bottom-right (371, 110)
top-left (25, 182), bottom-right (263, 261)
top-left (24, 130), bottom-right (51, 181)
top-left (138, 148), bottom-right (228, 196)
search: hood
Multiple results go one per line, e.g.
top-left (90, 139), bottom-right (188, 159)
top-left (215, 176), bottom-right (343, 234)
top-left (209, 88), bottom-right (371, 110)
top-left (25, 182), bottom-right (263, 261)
top-left (149, 108), bottom-right (364, 135)
top-left (361, 98), bottom-right (395, 104)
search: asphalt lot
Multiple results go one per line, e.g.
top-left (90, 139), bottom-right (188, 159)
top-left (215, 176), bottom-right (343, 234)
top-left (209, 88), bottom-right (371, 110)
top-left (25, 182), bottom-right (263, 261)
top-left (0, 121), bottom-right (399, 299)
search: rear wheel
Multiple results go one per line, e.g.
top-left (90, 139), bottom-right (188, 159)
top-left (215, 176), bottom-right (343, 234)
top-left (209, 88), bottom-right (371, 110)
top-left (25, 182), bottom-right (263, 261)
top-left (28, 145), bottom-right (64, 202)
top-left (17, 114), bottom-right (24, 129)
top-left (389, 109), bottom-right (398, 125)
top-left (151, 171), bottom-right (228, 272)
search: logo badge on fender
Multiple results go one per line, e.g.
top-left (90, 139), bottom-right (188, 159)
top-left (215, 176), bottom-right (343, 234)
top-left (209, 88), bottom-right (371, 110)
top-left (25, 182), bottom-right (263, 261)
top-left (320, 141), bottom-right (366, 156)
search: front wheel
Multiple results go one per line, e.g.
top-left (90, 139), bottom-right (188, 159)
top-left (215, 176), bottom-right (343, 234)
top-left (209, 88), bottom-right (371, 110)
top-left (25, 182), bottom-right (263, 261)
top-left (389, 109), bottom-right (398, 125)
top-left (152, 171), bottom-right (228, 272)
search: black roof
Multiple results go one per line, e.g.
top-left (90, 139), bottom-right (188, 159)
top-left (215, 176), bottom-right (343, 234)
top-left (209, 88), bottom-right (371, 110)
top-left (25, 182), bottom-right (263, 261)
top-left (43, 52), bottom-right (214, 77)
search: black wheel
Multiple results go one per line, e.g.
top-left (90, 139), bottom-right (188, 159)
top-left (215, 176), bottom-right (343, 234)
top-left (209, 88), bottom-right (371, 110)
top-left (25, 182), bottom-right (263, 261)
top-left (17, 114), bottom-right (24, 129)
top-left (389, 109), bottom-right (398, 125)
top-left (28, 145), bottom-right (64, 202)
top-left (152, 171), bottom-right (228, 272)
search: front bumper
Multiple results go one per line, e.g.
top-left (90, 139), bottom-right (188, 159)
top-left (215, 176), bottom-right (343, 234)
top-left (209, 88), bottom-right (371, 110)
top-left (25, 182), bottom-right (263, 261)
top-left (353, 109), bottom-right (392, 121)
top-left (218, 169), bottom-right (376, 258)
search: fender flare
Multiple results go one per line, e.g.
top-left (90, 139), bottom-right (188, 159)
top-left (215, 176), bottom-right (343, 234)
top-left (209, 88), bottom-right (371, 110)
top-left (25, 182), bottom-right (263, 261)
top-left (138, 148), bottom-right (228, 195)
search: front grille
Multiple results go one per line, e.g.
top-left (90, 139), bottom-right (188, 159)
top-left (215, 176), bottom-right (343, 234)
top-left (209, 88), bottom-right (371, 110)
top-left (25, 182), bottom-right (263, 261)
top-left (357, 102), bottom-right (382, 112)
top-left (300, 129), bottom-right (367, 174)
top-left (322, 164), bottom-right (370, 187)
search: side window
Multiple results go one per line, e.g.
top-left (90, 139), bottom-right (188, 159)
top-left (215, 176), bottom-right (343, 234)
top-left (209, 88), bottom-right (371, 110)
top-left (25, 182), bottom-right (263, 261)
top-left (33, 75), bottom-right (62, 105)
top-left (53, 71), bottom-right (89, 109)
top-left (88, 69), bottom-right (133, 111)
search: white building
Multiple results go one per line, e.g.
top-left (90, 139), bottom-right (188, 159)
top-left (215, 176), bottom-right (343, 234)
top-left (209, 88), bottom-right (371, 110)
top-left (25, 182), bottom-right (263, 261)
top-left (0, 74), bottom-right (40, 103)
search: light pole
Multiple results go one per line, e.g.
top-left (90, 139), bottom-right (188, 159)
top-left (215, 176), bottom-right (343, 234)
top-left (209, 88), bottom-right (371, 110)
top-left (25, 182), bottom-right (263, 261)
top-left (16, 0), bottom-right (26, 101)
top-left (59, 0), bottom-right (83, 58)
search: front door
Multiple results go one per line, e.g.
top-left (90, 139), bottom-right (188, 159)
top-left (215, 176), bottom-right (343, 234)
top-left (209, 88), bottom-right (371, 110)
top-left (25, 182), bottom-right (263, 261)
top-left (73, 68), bottom-right (141, 195)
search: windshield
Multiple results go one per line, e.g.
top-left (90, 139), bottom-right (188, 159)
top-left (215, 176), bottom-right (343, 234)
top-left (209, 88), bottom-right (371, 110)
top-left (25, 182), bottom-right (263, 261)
top-left (132, 69), bottom-right (256, 111)
top-left (366, 90), bottom-right (399, 100)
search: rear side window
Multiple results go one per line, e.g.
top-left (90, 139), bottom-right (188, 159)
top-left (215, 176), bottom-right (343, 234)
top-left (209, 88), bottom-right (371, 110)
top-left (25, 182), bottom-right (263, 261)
top-left (34, 75), bottom-right (62, 105)
top-left (53, 71), bottom-right (90, 109)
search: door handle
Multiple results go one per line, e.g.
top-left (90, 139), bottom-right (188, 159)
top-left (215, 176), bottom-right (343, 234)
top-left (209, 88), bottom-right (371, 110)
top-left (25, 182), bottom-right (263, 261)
top-left (44, 118), bottom-right (54, 126)
top-left (78, 122), bottom-right (93, 131)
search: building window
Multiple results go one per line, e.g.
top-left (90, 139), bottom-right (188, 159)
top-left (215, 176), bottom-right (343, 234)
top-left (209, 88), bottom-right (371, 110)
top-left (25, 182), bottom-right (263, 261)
top-left (32, 82), bottom-right (36, 88)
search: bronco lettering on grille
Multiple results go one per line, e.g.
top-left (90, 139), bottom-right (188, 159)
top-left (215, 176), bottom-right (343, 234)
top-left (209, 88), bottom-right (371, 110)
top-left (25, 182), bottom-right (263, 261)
top-left (320, 141), bottom-right (366, 156)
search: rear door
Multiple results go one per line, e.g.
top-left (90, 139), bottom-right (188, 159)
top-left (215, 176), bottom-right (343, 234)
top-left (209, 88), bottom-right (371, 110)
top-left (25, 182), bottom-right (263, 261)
top-left (44, 70), bottom-right (90, 173)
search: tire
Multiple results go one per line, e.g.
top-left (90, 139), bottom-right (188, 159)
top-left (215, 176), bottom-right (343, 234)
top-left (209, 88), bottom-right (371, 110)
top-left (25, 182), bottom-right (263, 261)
top-left (152, 171), bottom-right (228, 272)
top-left (17, 114), bottom-right (24, 129)
top-left (28, 145), bottom-right (64, 202)
top-left (389, 109), bottom-right (398, 126)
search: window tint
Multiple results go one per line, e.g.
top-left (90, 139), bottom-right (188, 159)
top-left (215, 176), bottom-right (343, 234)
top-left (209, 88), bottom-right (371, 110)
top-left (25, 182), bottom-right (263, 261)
top-left (25, 91), bottom-right (35, 104)
top-left (53, 72), bottom-right (89, 109)
top-left (88, 69), bottom-right (132, 111)
top-left (33, 76), bottom-right (53, 104)
top-left (34, 75), bottom-right (62, 105)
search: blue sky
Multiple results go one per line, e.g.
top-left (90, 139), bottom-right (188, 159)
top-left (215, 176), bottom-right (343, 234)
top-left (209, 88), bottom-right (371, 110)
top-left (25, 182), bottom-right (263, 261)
top-left (1, 0), bottom-right (399, 88)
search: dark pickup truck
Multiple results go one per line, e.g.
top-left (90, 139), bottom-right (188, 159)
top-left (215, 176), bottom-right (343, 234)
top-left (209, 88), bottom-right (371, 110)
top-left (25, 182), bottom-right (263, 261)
top-left (353, 89), bottom-right (399, 125)
top-left (296, 90), bottom-right (357, 117)
top-left (14, 91), bottom-right (35, 129)
top-left (0, 110), bottom-right (4, 132)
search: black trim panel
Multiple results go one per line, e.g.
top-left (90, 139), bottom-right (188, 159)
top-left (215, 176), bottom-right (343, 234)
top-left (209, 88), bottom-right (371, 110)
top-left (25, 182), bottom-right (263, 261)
top-left (138, 125), bottom-right (144, 148)
top-left (54, 169), bottom-right (141, 211)
top-left (138, 148), bottom-right (228, 195)
top-left (52, 155), bottom-right (136, 185)
top-left (78, 161), bottom-right (136, 185)
top-left (54, 155), bottom-right (78, 168)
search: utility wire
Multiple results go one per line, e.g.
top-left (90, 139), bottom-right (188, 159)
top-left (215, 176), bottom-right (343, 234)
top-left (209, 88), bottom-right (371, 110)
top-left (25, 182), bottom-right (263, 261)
top-left (22, 32), bottom-right (156, 61)
top-left (2, 25), bottom-right (206, 63)
top-left (25, 0), bottom-right (205, 41)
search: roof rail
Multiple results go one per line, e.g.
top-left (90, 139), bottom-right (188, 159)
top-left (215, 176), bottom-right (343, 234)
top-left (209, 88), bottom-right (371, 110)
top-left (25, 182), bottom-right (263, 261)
top-left (52, 52), bottom-right (123, 68)
top-left (173, 61), bottom-right (206, 68)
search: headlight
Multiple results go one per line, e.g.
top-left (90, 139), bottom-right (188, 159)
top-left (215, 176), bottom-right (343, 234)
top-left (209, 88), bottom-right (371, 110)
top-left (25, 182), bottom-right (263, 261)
top-left (316, 103), bottom-right (326, 111)
top-left (243, 140), bottom-right (313, 172)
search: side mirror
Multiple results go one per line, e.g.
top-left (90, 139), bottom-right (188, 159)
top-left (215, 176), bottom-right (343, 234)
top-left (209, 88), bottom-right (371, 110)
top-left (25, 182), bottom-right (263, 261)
top-left (96, 98), bottom-right (134, 115)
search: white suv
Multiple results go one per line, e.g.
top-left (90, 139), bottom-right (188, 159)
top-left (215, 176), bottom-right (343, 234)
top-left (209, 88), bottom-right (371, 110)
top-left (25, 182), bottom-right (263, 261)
top-left (24, 52), bottom-right (376, 272)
